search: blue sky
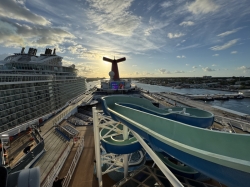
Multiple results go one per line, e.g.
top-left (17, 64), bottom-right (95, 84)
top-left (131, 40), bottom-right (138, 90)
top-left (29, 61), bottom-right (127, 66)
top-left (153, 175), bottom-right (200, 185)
top-left (0, 0), bottom-right (250, 78)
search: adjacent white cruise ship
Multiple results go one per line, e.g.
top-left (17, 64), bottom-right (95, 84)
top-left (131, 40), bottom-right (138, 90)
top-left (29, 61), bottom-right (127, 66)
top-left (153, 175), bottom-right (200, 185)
top-left (0, 47), bottom-right (87, 132)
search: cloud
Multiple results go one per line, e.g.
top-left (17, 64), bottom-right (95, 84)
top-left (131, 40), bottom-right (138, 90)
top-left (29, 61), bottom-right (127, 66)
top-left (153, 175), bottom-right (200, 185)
top-left (177, 55), bottom-right (186, 58)
top-left (86, 0), bottom-right (141, 36)
top-left (0, 0), bottom-right (50, 25)
top-left (237, 66), bottom-right (250, 70)
top-left (64, 56), bottom-right (75, 60)
top-left (202, 67), bottom-right (215, 71)
top-left (188, 0), bottom-right (219, 14)
top-left (158, 69), bottom-right (171, 74)
top-left (212, 54), bottom-right (219, 56)
top-left (160, 2), bottom-right (173, 8)
top-left (167, 32), bottom-right (185, 39)
top-left (179, 21), bottom-right (194, 26)
top-left (210, 39), bottom-right (239, 51)
top-left (132, 65), bottom-right (137, 67)
top-left (175, 70), bottom-right (185, 73)
top-left (186, 64), bottom-right (189, 66)
top-left (0, 20), bottom-right (75, 48)
top-left (212, 64), bottom-right (216, 66)
top-left (217, 28), bottom-right (242, 37)
top-left (231, 51), bottom-right (237, 54)
top-left (192, 66), bottom-right (197, 69)
top-left (68, 45), bottom-right (87, 54)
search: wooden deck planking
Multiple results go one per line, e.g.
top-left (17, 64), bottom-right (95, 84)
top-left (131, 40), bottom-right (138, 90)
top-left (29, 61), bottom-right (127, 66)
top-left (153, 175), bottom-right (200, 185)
top-left (34, 130), bottom-right (68, 181)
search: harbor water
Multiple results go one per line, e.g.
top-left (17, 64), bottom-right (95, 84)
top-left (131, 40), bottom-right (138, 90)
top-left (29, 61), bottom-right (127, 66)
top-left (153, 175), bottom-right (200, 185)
top-left (134, 82), bottom-right (250, 115)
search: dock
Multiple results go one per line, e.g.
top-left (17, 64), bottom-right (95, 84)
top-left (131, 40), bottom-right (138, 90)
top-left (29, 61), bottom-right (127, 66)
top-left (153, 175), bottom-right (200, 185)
top-left (141, 92), bottom-right (250, 134)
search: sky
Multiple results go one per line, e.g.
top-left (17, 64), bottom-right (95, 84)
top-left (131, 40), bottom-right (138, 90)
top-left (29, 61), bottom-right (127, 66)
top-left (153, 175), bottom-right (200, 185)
top-left (0, 0), bottom-right (250, 78)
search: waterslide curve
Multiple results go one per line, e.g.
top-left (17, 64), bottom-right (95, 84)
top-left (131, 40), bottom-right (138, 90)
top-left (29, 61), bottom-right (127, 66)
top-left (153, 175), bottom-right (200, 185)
top-left (102, 96), bottom-right (214, 128)
top-left (101, 95), bottom-right (250, 187)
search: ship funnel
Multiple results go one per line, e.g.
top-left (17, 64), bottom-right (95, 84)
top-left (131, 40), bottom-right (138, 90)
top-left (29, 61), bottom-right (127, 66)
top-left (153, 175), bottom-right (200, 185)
top-left (53, 48), bottom-right (56, 55)
top-left (21, 47), bottom-right (25, 54)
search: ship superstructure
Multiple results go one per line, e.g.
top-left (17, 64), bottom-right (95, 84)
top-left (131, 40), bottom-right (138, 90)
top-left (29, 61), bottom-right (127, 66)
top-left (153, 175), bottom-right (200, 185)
top-left (0, 47), bottom-right (87, 132)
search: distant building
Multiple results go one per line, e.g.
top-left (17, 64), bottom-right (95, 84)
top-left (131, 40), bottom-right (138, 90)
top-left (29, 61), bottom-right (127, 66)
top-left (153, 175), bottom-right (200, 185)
top-left (203, 76), bottom-right (212, 79)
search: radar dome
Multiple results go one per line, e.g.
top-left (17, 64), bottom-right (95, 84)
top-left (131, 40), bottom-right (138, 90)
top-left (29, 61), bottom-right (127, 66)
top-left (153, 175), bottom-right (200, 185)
top-left (109, 71), bottom-right (115, 80)
top-left (109, 71), bottom-right (115, 77)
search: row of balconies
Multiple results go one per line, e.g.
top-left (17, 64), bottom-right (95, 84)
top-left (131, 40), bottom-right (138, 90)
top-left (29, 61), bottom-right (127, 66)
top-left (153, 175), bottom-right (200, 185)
top-left (0, 80), bottom-right (86, 126)
top-left (0, 85), bottom-right (51, 98)
top-left (0, 108), bottom-right (51, 131)
top-left (0, 102), bottom-right (48, 118)
top-left (0, 96), bottom-right (51, 113)
top-left (0, 75), bottom-right (52, 82)
top-left (0, 92), bottom-right (51, 106)
top-left (0, 90), bottom-right (86, 131)
top-left (0, 81), bottom-right (50, 90)
top-left (0, 102), bottom-right (55, 128)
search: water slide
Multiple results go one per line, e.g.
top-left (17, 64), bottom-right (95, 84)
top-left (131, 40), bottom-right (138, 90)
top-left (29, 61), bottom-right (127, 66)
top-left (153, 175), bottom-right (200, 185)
top-left (101, 95), bottom-right (250, 187)
top-left (102, 95), bottom-right (214, 128)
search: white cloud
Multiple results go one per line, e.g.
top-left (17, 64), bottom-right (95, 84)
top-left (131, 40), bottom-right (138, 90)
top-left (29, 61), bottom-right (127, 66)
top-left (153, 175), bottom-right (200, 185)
top-left (0, 20), bottom-right (75, 48)
top-left (212, 64), bottom-right (216, 66)
top-left (188, 0), bottom-right (219, 14)
top-left (217, 28), bottom-right (242, 37)
top-left (177, 55), bottom-right (186, 58)
top-left (179, 21), bottom-right (195, 26)
top-left (158, 69), bottom-right (171, 74)
top-left (231, 51), bottom-right (237, 54)
top-left (87, 0), bottom-right (141, 36)
top-left (212, 54), bottom-right (219, 56)
top-left (0, 0), bottom-right (50, 25)
top-left (186, 64), bottom-right (189, 66)
top-left (192, 66), bottom-right (197, 69)
top-left (202, 67), bottom-right (215, 71)
top-left (68, 45), bottom-right (87, 55)
top-left (160, 2), bottom-right (173, 8)
top-left (175, 70), bottom-right (185, 73)
top-left (210, 39), bottom-right (239, 51)
top-left (199, 65), bottom-right (202, 67)
top-left (168, 32), bottom-right (185, 39)
top-left (64, 56), bottom-right (75, 60)
top-left (132, 65), bottom-right (137, 67)
top-left (158, 69), bottom-right (166, 74)
top-left (237, 66), bottom-right (250, 70)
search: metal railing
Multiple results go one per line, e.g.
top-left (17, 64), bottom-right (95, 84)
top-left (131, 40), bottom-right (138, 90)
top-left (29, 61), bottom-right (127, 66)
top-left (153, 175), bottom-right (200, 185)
top-left (62, 136), bottom-right (85, 187)
top-left (41, 142), bottom-right (73, 187)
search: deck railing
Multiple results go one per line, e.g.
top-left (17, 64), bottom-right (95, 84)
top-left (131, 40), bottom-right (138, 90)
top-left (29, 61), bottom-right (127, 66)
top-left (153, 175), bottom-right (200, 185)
top-left (62, 136), bottom-right (85, 187)
top-left (41, 141), bottom-right (73, 187)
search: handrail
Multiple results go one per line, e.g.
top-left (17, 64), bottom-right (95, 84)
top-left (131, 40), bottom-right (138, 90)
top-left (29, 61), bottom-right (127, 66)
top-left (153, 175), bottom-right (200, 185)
top-left (62, 136), bottom-right (85, 187)
top-left (41, 142), bottom-right (73, 187)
